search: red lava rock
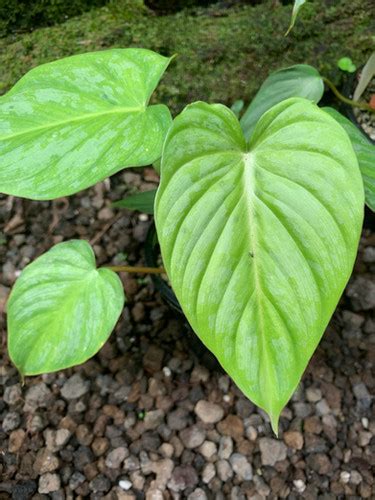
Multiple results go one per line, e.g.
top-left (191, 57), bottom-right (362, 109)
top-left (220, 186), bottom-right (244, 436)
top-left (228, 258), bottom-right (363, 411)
top-left (92, 437), bottom-right (110, 457)
top-left (144, 345), bottom-right (165, 374)
top-left (8, 429), bottom-right (26, 453)
top-left (270, 476), bottom-right (289, 497)
top-left (93, 415), bottom-right (109, 436)
top-left (217, 415), bottom-right (244, 440)
top-left (306, 453), bottom-right (332, 475)
top-left (103, 404), bottom-right (125, 424)
top-left (168, 465), bottom-right (199, 492)
top-left (123, 277), bottom-right (139, 298)
top-left (132, 302), bottom-right (146, 322)
top-left (304, 416), bottom-right (323, 434)
top-left (284, 430), bottom-right (304, 450)
top-left (76, 425), bottom-right (94, 446)
top-left (33, 448), bottom-right (60, 474)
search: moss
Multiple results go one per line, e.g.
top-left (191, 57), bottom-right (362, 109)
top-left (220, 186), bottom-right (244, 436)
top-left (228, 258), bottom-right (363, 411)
top-left (0, 0), bottom-right (373, 112)
top-left (0, 0), bottom-right (110, 37)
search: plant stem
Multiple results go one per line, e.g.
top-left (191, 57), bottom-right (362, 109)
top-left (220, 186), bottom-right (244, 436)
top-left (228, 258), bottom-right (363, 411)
top-left (323, 77), bottom-right (375, 113)
top-left (106, 265), bottom-right (165, 274)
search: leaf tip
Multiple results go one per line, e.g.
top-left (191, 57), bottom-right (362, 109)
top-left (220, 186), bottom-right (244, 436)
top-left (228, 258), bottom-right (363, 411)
top-left (270, 411), bottom-right (280, 437)
top-left (16, 366), bottom-right (26, 386)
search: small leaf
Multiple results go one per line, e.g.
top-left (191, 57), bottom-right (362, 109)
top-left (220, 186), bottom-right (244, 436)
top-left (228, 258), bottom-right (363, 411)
top-left (156, 99), bottom-right (364, 432)
top-left (240, 65), bottom-right (323, 140)
top-left (285, 0), bottom-right (307, 36)
top-left (323, 107), bottom-right (375, 211)
top-left (337, 57), bottom-right (357, 73)
top-left (0, 49), bottom-right (172, 200)
top-left (353, 52), bottom-right (375, 101)
top-left (230, 99), bottom-right (245, 118)
top-left (113, 189), bottom-right (157, 214)
top-left (7, 240), bottom-right (125, 375)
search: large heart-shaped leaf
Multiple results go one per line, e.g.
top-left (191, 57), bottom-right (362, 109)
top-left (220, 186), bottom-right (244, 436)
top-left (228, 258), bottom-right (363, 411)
top-left (240, 65), bottom-right (324, 140)
top-left (323, 107), bottom-right (375, 211)
top-left (155, 98), bottom-right (364, 431)
top-left (0, 49), bottom-right (172, 200)
top-left (7, 240), bottom-right (125, 375)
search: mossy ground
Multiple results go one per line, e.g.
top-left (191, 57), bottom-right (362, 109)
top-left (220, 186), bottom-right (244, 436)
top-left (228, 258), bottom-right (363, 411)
top-left (0, 0), bottom-right (373, 112)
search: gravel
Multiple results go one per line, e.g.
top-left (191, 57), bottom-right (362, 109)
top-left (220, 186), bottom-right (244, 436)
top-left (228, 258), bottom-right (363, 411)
top-left (216, 459), bottom-right (233, 481)
top-left (179, 426), bottom-right (206, 449)
top-left (0, 172), bottom-right (374, 498)
top-left (2, 412), bottom-right (21, 432)
top-left (38, 473), bottom-right (61, 494)
top-left (283, 430), bottom-right (304, 450)
top-left (198, 440), bottom-right (217, 459)
top-left (229, 453), bottom-right (253, 480)
top-left (44, 428), bottom-right (72, 452)
top-left (33, 448), bottom-right (60, 474)
top-left (168, 465), bottom-right (199, 492)
top-left (167, 408), bottom-right (189, 431)
top-left (259, 438), bottom-right (288, 466)
top-left (218, 435), bottom-right (233, 459)
top-left (346, 276), bottom-right (375, 310)
top-left (23, 382), bottom-right (52, 412)
top-left (60, 374), bottom-right (90, 400)
top-left (3, 384), bottom-right (22, 406)
top-left (105, 447), bottom-right (129, 468)
top-left (194, 400), bottom-right (224, 424)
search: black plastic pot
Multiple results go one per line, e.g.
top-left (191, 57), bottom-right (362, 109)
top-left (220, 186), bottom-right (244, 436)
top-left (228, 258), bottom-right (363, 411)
top-left (145, 223), bottom-right (223, 371)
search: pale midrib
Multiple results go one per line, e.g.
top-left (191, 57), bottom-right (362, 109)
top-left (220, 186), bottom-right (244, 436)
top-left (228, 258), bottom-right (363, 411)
top-left (242, 152), bottom-right (275, 416)
top-left (1, 105), bottom-right (145, 142)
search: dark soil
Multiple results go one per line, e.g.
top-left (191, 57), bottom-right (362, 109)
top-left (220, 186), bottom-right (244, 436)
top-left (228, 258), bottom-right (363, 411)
top-left (0, 168), bottom-right (374, 499)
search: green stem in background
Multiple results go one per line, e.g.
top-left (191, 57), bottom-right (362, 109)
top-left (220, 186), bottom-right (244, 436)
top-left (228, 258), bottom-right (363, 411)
top-left (107, 265), bottom-right (165, 274)
top-left (323, 77), bottom-right (375, 114)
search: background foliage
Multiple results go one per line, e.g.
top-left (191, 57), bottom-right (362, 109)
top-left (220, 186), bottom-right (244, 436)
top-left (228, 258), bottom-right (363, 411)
top-left (0, 0), bottom-right (109, 37)
top-left (0, 0), bottom-right (373, 109)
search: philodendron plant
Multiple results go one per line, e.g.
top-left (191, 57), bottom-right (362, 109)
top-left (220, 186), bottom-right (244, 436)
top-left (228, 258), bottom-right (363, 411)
top-left (2, 49), bottom-right (375, 433)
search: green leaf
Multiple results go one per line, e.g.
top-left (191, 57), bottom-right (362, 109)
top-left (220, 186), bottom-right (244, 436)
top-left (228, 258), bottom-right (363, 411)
top-left (0, 49), bottom-right (172, 200)
top-left (240, 65), bottom-right (324, 140)
top-left (113, 189), bottom-right (157, 214)
top-left (285, 0), bottom-right (307, 35)
top-left (7, 240), bottom-right (125, 375)
top-left (337, 57), bottom-right (357, 73)
top-left (230, 99), bottom-right (245, 118)
top-left (153, 157), bottom-right (162, 174)
top-left (155, 98), bottom-right (364, 432)
top-left (353, 52), bottom-right (375, 101)
top-left (323, 107), bottom-right (375, 211)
